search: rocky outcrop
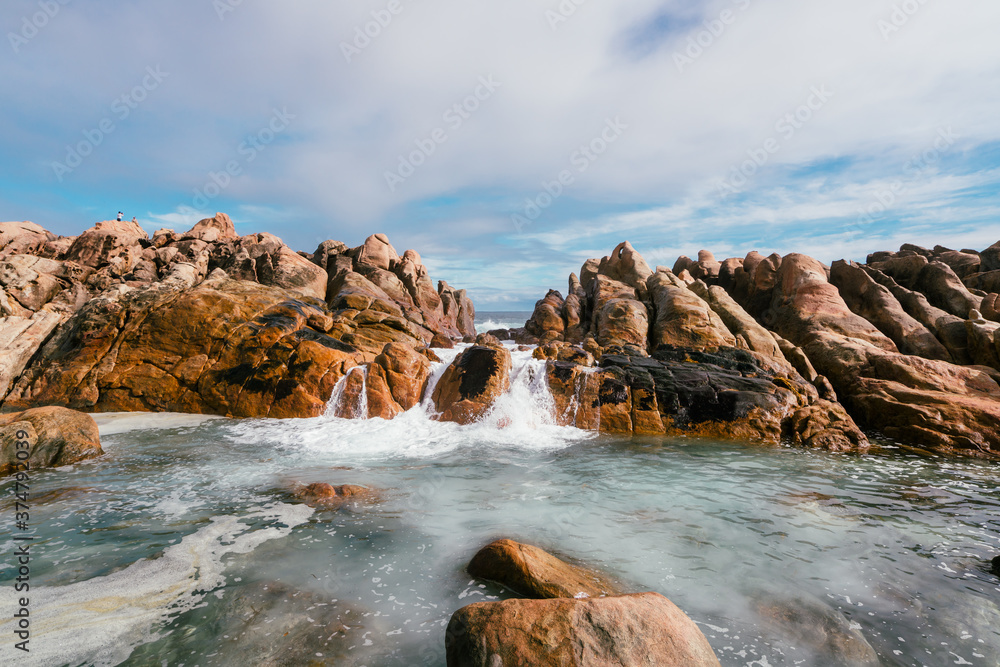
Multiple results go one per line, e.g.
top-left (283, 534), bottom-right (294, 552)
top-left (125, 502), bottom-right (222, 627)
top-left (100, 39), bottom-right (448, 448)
top-left (729, 244), bottom-right (1000, 456)
top-left (446, 593), bottom-right (721, 667)
top-left (0, 215), bottom-right (476, 420)
top-left (467, 539), bottom-right (622, 600)
top-left (545, 348), bottom-right (867, 451)
top-left (0, 406), bottom-right (103, 475)
top-left (524, 237), bottom-right (1000, 457)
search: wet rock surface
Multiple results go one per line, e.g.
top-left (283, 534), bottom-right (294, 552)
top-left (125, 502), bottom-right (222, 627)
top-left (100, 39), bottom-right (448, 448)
top-left (446, 593), bottom-right (721, 667)
top-left (467, 539), bottom-right (622, 600)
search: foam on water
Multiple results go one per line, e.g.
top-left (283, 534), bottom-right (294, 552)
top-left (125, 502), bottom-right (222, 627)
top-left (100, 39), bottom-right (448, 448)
top-left (93, 412), bottom-right (226, 437)
top-left (249, 343), bottom-right (593, 460)
top-left (0, 503), bottom-right (313, 666)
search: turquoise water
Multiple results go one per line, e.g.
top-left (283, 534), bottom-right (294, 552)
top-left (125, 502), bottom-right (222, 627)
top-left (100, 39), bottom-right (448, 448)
top-left (3, 405), bottom-right (999, 666)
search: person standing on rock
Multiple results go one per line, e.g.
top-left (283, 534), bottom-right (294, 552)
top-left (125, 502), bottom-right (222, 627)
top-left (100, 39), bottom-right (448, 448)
top-left (117, 211), bottom-right (123, 221)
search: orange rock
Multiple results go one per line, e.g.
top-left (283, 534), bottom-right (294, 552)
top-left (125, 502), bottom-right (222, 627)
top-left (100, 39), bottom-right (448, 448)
top-left (446, 593), bottom-right (721, 667)
top-left (432, 345), bottom-right (511, 424)
top-left (0, 406), bottom-right (103, 475)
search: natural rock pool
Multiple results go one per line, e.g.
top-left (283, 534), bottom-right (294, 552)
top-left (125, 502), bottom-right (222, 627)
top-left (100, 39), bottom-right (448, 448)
top-left (3, 339), bottom-right (999, 666)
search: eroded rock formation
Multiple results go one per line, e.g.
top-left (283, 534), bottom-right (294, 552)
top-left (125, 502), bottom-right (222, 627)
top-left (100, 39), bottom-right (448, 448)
top-left (0, 214), bottom-right (474, 419)
top-left (520, 238), bottom-right (1000, 457)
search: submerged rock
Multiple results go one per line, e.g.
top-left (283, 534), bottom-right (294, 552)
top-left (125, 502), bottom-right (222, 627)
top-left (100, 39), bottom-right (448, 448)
top-left (293, 482), bottom-right (381, 508)
top-left (196, 581), bottom-right (370, 666)
top-left (467, 539), bottom-right (622, 600)
top-left (0, 406), bottom-right (103, 475)
top-left (753, 591), bottom-right (879, 667)
top-left (446, 593), bottom-right (721, 667)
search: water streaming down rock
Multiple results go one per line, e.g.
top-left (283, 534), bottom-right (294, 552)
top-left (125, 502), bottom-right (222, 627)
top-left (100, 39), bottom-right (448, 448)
top-left (325, 344), bottom-right (563, 433)
top-left (327, 365), bottom-right (369, 420)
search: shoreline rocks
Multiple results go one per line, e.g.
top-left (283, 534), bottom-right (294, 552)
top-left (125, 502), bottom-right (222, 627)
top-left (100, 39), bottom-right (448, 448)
top-left (449, 539), bottom-right (721, 666)
top-left (0, 215), bottom-right (474, 420)
top-left (0, 406), bottom-right (103, 475)
top-left (523, 238), bottom-right (1000, 458)
top-left (446, 593), bottom-right (721, 667)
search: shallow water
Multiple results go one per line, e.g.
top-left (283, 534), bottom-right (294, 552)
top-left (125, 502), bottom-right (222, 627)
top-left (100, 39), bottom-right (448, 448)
top-left (3, 340), bottom-right (1000, 666)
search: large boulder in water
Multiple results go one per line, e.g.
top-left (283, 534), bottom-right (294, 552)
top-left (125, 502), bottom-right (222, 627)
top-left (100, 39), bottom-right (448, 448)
top-left (468, 539), bottom-right (622, 600)
top-left (0, 406), bottom-right (103, 475)
top-left (446, 593), bottom-right (721, 667)
top-left (432, 343), bottom-right (512, 424)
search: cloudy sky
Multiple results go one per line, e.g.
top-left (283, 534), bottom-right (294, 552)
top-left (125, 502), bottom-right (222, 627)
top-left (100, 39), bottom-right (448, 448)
top-left (2, 0), bottom-right (999, 309)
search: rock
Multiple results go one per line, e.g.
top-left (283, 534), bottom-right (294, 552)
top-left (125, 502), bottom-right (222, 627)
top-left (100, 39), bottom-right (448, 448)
top-left (181, 212), bottom-right (238, 243)
top-left (546, 348), bottom-right (868, 451)
top-left (830, 260), bottom-right (952, 361)
top-left (432, 345), bottom-right (512, 424)
top-left (869, 253), bottom-right (928, 289)
top-left (355, 233), bottom-right (400, 271)
top-left (769, 254), bottom-right (896, 351)
top-left (5, 278), bottom-right (364, 419)
top-left (0, 221), bottom-right (54, 258)
top-left (647, 272), bottom-right (736, 350)
top-left (0, 407), bottom-right (103, 475)
top-left (446, 593), bottom-right (721, 667)
top-left (982, 293), bottom-right (1000, 323)
top-left (595, 296), bottom-right (649, 351)
top-left (431, 332), bottom-right (455, 348)
top-left (753, 591), bottom-right (879, 666)
top-left (562, 292), bottom-right (586, 343)
top-left (688, 281), bottom-right (784, 360)
top-left (981, 240), bottom-right (1000, 272)
top-left (525, 290), bottom-right (566, 339)
top-left (65, 219), bottom-right (148, 274)
top-left (965, 312), bottom-right (1000, 370)
top-left (992, 555), bottom-right (1000, 576)
top-left (964, 270), bottom-right (1000, 294)
top-left (863, 266), bottom-right (971, 364)
top-left (0, 310), bottom-right (69, 401)
top-left (934, 249), bottom-right (980, 279)
top-left (467, 539), bottom-right (622, 599)
top-left (598, 241), bottom-right (654, 297)
top-left (0, 255), bottom-right (70, 311)
top-left (364, 342), bottom-right (431, 418)
top-left (293, 482), bottom-right (380, 507)
top-left (589, 275), bottom-right (648, 350)
top-left (912, 261), bottom-right (982, 318)
top-left (217, 232), bottom-right (328, 301)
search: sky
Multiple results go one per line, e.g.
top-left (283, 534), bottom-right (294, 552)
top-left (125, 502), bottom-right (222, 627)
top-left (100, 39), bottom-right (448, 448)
top-left (2, 0), bottom-right (999, 310)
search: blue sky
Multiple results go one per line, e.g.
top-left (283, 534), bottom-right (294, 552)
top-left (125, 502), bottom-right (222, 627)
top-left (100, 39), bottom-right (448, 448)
top-left (2, 0), bottom-right (999, 310)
